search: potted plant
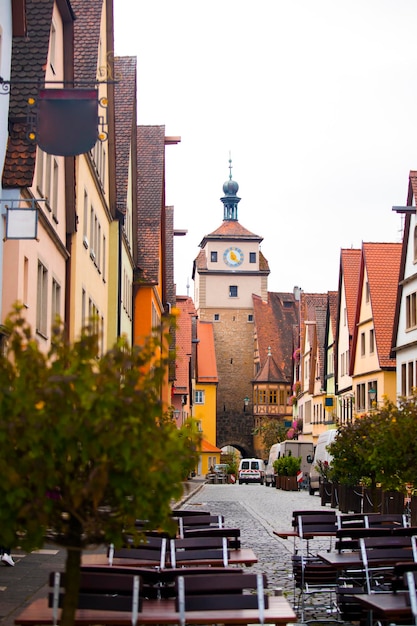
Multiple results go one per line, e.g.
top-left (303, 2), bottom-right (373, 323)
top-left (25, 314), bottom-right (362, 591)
top-left (273, 457), bottom-right (285, 489)
top-left (282, 456), bottom-right (301, 491)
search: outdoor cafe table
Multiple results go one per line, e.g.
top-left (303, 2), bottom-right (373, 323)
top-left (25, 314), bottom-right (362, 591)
top-left (82, 549), bottom-right (258, 568)
top-left (352, 591), bottom-right (411, 623)
top-left (14, 595), bottom-right (297, 625)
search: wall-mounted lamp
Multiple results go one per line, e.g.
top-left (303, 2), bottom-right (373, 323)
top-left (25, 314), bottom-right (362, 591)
top-left (368, 388), bottom-right (377, 404)
top-left (243, 396), bottom-right (250, 412)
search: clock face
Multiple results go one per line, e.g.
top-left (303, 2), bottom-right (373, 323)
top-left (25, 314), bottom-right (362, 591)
top-left (223, 246), bottom-right (244, 267)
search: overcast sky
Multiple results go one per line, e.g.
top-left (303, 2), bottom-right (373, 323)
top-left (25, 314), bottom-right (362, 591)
top-left (113, 1), bottom-right (417, 296)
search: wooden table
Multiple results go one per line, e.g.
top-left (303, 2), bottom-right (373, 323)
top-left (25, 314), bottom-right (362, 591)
top-left (14, 595), bottom-right (297, 625)
top-left (352, 591), bottom-right (411, 622)
top-left (82, 549), bottom-right (258, 568)
top-left (317, 550), bottom-right (363, 570)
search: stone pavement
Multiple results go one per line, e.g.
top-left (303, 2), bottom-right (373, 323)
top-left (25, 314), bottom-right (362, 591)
top-left (0, 477), bottom-right (205, 626)
top-left (182, 482), bottom-right (348, 624)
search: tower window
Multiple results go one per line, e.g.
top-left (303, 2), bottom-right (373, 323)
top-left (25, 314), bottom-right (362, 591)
top-left (248, 314), bottom-right (253, 322)
top-left (214, 313), bottom-right (220, 321)
top-left (249, 252), bottom-right (256, 263)
top-left (211, 251), bottom-right (218, 262)
top-left (229, 285), bottom-right (238, 298)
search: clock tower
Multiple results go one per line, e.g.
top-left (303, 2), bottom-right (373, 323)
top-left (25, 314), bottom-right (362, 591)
top-left (192, 164), bottom-right (270, 455)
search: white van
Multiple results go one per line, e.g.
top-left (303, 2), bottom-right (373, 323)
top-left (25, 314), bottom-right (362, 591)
top-left (238, 458), bottom-right (265, 485)
top-left (279, 440), bottom-right (314, 489)
top-left (309, 429), bottom-right (338, 495)
top-left (265, 443), bottom-right (281, 487)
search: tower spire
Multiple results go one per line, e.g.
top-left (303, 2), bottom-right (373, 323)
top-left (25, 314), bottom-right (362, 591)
top-left (221, 154), bottom-right (241, 221)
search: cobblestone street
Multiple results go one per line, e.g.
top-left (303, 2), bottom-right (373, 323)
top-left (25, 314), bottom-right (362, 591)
top-left (183, 482), bottom-right (342, 622)
top-left (0, 479), bottom-right (343, 626)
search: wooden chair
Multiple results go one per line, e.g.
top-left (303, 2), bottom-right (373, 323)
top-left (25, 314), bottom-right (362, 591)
top-left (177, 514), bottom-right (225, 538)
top-left (291, 554), bottom-right (339, 622)
top-left (183, 526), bottom-right (241, 548)
top-left (169, 536), bottom-right (230, 567)
top-left (175, 572), bottom-right (268, 626)
top-left (107, 538), bottom-right (167, 569)
top-left (405, 570), bottom-right (417, 626)
top-left (366, 513), bottom-right (409, 529)
top-left (296, 512), bottom-right (338, 555)
top-left (360, 534), bottom-right (417, 594)
top-left (81, 564), bottom-right (245, 600)
top-left (337, 512), bottom-right (368, 531)
top-left (172, 509), bottom-right (211, 517)
top-left (335, 526), bottom-right (392, 553)
top-left (48, 570), bottom-right (142, 626)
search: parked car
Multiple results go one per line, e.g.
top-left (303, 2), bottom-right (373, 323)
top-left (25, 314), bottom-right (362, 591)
top-left (238, 458), bottom-right (265, 485)
top-left (265, 443), bottom-right (281, 487)
top-left (309, 429), bottom-right (338, 495)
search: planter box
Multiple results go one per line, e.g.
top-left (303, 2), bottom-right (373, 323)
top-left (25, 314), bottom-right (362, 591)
top-left (319, 481), bottom-right (332, 506)
top-left (281, 475), bottom-right (298, 491)
top-left (381, 490), bottom-right (404, 514)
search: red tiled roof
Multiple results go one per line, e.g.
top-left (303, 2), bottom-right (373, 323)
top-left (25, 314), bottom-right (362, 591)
top-left (136, 125), bottom-right (165, 282)
top-left (340, 248), bottom-right (361, 337)
top-left (201, 439), bottom-right (222, 453)
top-left (198, 220), bottom-right (262, 249)
top-left (361, 242), bottom-right (402, 369)
top-left (299, 293), bottom-right (328, 390)
top-left (197, 321), bottom-right (218, 383)
top-left (253, 292), bottom-right (299, 383)
top-left (254, 352), bottom-right (287, 383)
top-left (114, 56), bottom-right (137, 217)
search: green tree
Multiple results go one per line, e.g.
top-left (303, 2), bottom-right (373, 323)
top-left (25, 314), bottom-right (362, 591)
top-left (253, 418), bottom-right (289, 451)
top-left (0, 307), bottom-right (200, 626)
top-left (328, 395), bottom-right (417, 495)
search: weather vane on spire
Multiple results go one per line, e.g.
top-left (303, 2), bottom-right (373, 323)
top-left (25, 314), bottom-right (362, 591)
top-left (228, 151), bottom-right (233, 180)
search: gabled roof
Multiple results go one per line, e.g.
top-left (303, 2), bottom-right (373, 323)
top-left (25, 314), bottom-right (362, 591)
top-left (252, 292), bottom-right (299, 383)
top-left (254, 350), bottom-right (287, 383)
top-left (339, 248), bottom-right (361, 338)
top-left (114, 56), bottom-right (137, 218)
top-left (299, 293), bottom-right (328, 391)
top-left (196, 321), bottom-right (218, 384)
top-left (391, 171), bottom-right (417, 355)
top-left (136, 125), bottom-right (165, 283)
top-left (199, 220), bottom-right (262, 246)
top-left (351, 242), bottom-right (402, 371)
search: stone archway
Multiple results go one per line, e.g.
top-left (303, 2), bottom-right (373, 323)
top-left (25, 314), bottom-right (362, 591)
top-left (216, 411), bottom-right (255, 458)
